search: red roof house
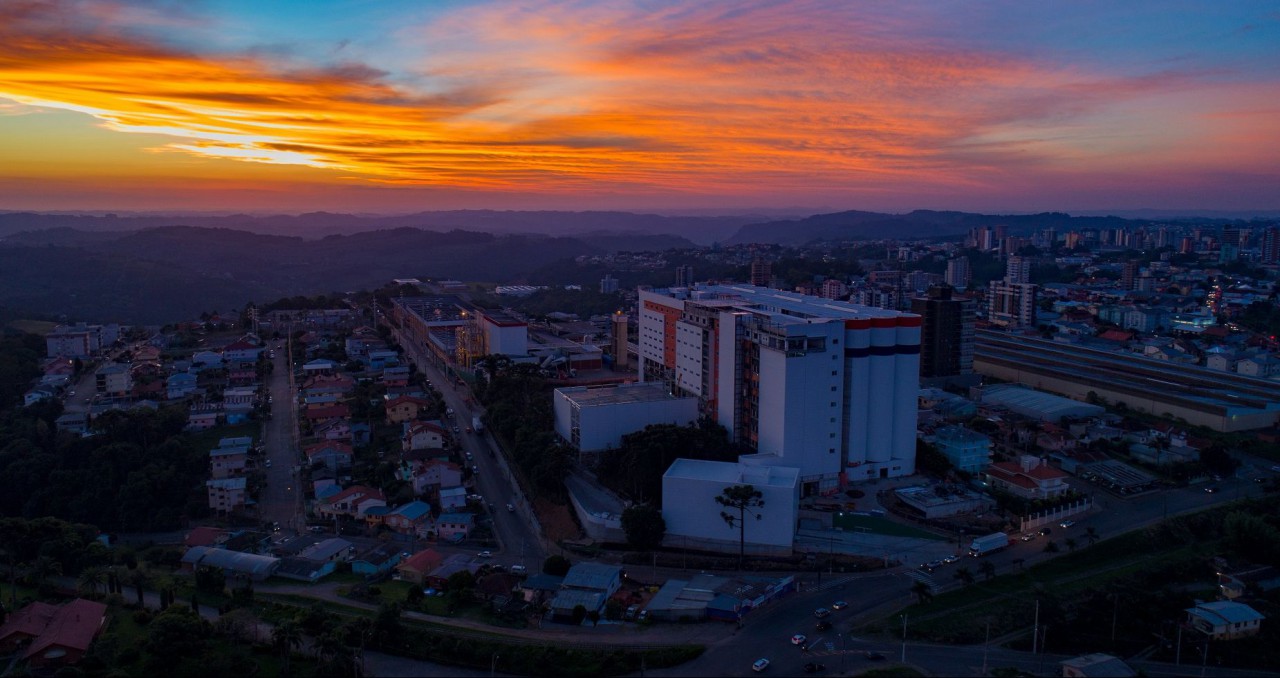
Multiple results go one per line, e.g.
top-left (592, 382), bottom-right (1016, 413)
top-left (0, 599), bottom-right (108, 668)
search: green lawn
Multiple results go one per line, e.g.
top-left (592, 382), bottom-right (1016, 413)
top-left (833, 514), bottom-right (947, 540)
top-left (189, 422), bottom-right (258, 449)
top-left (5, 319), bottom-right (58, 335)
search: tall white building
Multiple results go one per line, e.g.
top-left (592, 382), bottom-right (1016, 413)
top-left (944, 257), bottom-right (971, 289)
top-left (987, 280), bottom-right (1038, 327)
top-left (639, 284), bottom-right (921, 494)
top-left (1005, 256), bottom-right (1033, 284)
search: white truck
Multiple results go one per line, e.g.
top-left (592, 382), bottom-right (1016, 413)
top-left (968, 532), bottom-right (1010, 557)
top-left (472, 415), bottom-right (484, 433)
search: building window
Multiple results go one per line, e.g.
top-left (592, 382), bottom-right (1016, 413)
top-left (831, 386), bottom-right (837, 391)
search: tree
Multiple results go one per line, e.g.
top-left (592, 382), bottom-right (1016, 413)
top-left (1043, 541), bottom-right (1060, 553)
top-left (715, 484), bottom-right (765, 570)
top-left (911, 580), bottom-right (934, 605)
top-left (621, 503), bottom-right (667, 551)
top-left (542, 555), bottom-right (571, 577)
top-left (77, 566), bottom-right (106, 597)
top-left (272, 620), bottom-right (304, 677)
top-left (1084, 526), bottom-right (1099, 547)
top-left (979, 561), bottom-right (997, 582)
top-left (1064, 537), bottom-right (1078, 553)
top-left (954, 567), bottom-right (975, 586)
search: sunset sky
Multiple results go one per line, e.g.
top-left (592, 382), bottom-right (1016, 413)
top-left (1, 0), bottom-right (1277, 213)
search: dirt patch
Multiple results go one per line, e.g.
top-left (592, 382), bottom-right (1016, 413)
top-left (534, 498), bottom-right (582, 542)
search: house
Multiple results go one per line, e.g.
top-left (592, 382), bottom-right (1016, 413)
top-left (1185, 601), bottom-right (1265, 639)
top-left (395, 549), bottom-right (445, 585)
top-left (985, 455), bottom-right (1070, 500)
top-left (645, 573), bottom-right (795, 623)
top-left (931, 426), bottom-right (992, 474)
top-left (436, 512), bottom-right (474, 542)
top-left (183, 526), bottom-right (229, 548)
top-left (424, 554), bottom-right (483, 590)
top-left (403, 459), bottom-right (463, 496)
top-left (303, 358), bottom-right (338, 375)
top-left (368, 349), bottom-right (400, 369)
top-left (351, 543), bottom-right (405, 576)
top-left (303, 373), bottom-right (356, 398)
top-left (0, 599), bottom-right (107, 668)
top-left (386, 396), bottom-right (432, 424)
top-left (317, 485), bottom-right (386, 519)
top-left (1218, 564), bottom-right (1280, 600)
top-left (550, 562), bottom-right (623, 620)
top-left (362, 505), bottom-right (391, 528)
top-left (23, 385), bottom-right (57, 407)
top-left (518, 573), bottom-right (564, 606)
top-left (95, 363), bottom-right (132, 396)
top-left (305, 404), bottom-right (351, 425)
top-left (223, 386), bottom-right (257, 407)
top-left (209, 445), bottom-right (250, 479)
top-left (299, 538), bottom-right (353, 564)
top-left (53, 412), bottom-right (88, 436)
top-left (315, 419), bottom-right (352, 442)
top-left (351, 422), bottom-right (372, 446)
top-left (403, 421), bottom-right (447, 451)
top-left (438, 486), bottom-right (468, 511)
top-left (187, 408), bottom-right (219, 431)
top-left (190, 350), bottom-right (224, 371)
top-left (384, 501), bottom-right (434, 536)
top-left (222, 339), bottom-right (263, 364)
top-left (304, 441), bottom-right (354, 473)
top-left (166, 372), bottom-right (199, 400)
top-left (206, 476), bottom-right (247, 513)
top-left (1060, 653), bottom-right (1136, 677)
top-left (476, 573), bottom-right (523, 607)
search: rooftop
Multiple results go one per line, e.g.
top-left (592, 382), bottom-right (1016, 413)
top-left (664, 458), bottom-right (800, 489)
top-left (556, 381), bottom-right (692, 407)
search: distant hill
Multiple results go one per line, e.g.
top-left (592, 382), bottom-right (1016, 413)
top-left (0, 209), bottom-right (753, 244)
top-left (0, 226), bottom-right (698, 323)
top-left (725, 210), bottom-right (1144, 245)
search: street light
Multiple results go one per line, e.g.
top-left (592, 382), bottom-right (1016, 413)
top-left (490, 652), bottom-right (499, 677)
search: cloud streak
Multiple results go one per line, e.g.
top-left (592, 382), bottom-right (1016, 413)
top-left (0, 0), bottom-right (1276, 206)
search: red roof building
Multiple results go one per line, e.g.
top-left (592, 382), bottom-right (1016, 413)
top-left (0, 599), bottom-right (108, 668)
top-left (985, 455), bottom-right (1070, 500)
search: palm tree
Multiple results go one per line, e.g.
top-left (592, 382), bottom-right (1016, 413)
top-left (272, 621), bottom-right (304, 677)
top-left (979, 561), bottom-right (997, 582)
top-left (77, 566), bottom-right (107, 597)
top-left (953, 567), bottom-right (975, 586)
top-left (1065, 537), bottom-right (1078, 553)
top-left (125, 569), bottom-right (149, 607)
top-left (910, 580), bottom-right (934, 605)
top-left (315, 629), bottom-right (356, 676)
top-left (1084, 526), bottom-right (1099, 547)
top-left (31, 556), bottom-right (62, 589)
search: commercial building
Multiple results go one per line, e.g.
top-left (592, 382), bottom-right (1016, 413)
top-left (944, 256), bottom-right (971, 289)
top-left (639, 284), bottom-right (921, 491)
top-left (553, 382), bottom-right (699, 454)
top-left (985, 455), bottom-right (1069, 500)
top-left (911, 285), bottom-right (974, 379)
top-left (661, 459), bottom-right (799, 556)
top-left (931, 425), bottom-right (991, 473)
top-left (975, 331), bottom-right (1280, 431)
top-left (987, 280), bottom-right (1037, 328)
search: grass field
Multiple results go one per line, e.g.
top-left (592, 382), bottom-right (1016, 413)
top-left (833, 514), bottom-right (947, 541)
top-left (5, 319), bottom-right (58, 335)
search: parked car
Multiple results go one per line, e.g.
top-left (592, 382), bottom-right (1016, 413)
top-left (814, 607), bottom-right (830, 618)
top-left (1021, 533), bottom-right (1036, 541)
top-left (791, 634), bottom-right (808, 645)
top-left (506, 503), bottom-right (515, 512)
top-left (510, 565), bottom-right (527, 574)
top-left (752, 658), bottom-right (770, 672)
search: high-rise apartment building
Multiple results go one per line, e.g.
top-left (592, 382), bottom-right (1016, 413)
top-left (911, 285), bottom-right (974, 379)
top-left (1005, 256), bottom-right (1033, 284)
top-left (987, 280), bottom-right (1038, 327)
top-left (675, 265), bottom-right (694, 288)
top-left (600, 274), bottom-right (619, 293)
top-left (638, 284), bottom-right (921, 491)
top-left (1263, 228), bottom-right (1280, 265)
top-left (1121, 260), bottom-right (1139, 291)
top-left (944, 256), bottom-right (971, 289)
top-left (749, 257), bottom-right (772, 287)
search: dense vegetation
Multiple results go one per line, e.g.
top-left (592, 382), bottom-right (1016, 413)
top-left (596, 420), bottom-right (744, 507)
top-left (473, 357), bottom-right (572, 502)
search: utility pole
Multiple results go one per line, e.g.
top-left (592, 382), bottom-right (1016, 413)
top-left (900, 614), bottom-right (908, 663)
top-left (1032, 599), bottom-right (1040, 655)
top-left (1175, 624), bottom-right (1182, 665)
top-left (981, 620), bottom-right (990, 676)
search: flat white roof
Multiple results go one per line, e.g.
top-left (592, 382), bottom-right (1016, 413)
top-left (664, 458), bottom-right (799, 488)
top-left (557, 381), bottom-right (694, 407)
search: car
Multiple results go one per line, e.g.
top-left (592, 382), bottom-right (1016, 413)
top-left (803, 663), bottom-right (826, 673)
top-left (942, 554), bottom-right (960, 564)
top-left (815, 621), bottom-right (832, 631)
top-left (752, 658), bottom-right (770, 672)
top-left (1271, 465), bottom-right (1280, 473)
top-left (924, 559), bottom-right (944, 570)
top-left (863, 651), bottom-right (886, 661)
top-left (478, 550), bottom-right (493, 558)
top-left (814, 607), bottom-right (830, 618)
top-left (510, 565), bottom-right (527, 574)
top-left (68, 390), bottom-right (75, 397)
top-left (465, 426), bottom-right (473, 434)
top-left (472, 465), bottom-right (480, 473)
top-left (506, 503), bottom-right (515, 512)
top-left (831, 600), bottom-right (848, 610)
top-left (1040, 527), bottom-right (1052, 536)
top-left (265, 459), bottom-right (273, 468)
top-left (465, 452), bottom-right (474, 460)
top-left (452, 426), bottom-right (461, 434)
top-left (1059, 520), bottom-right (1076, 528)
top-left (1204, 486), bottom-right (1218, 494)
top-left (309, 526), bottom-right (325, 533)
top-left (1021, 533), bottom-right (1036, 541)
top-left (791, 634), bottom-right (808, 646)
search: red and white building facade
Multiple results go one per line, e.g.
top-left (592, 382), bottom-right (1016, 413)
top-left (639, 284), bottom-right (922, 496)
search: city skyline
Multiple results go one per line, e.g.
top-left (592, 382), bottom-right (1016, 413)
top-left (1, 0), bottom-right (1278, 213)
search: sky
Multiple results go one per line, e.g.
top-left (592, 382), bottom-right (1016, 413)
top-left (0, 0), bottom-right (1278, 214)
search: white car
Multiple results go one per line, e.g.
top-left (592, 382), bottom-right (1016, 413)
top-left (753, 658), bottom-right (770, 672)
top-left (1059, 520), bottom-right (1076, 529)
top-left (478, 550), bottom-right (493, 558)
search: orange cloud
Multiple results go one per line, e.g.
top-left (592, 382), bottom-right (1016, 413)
top-left (0, 0), bottom-right (1275, 205)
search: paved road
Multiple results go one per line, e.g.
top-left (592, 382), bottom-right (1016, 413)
top-left (258, 340), bottom-right (304, 534)
top-left (386, 317), bottom-right (549, 570)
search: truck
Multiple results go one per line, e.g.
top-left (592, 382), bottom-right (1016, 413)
top-left (968, 532), bottom-right (1010, 557)
top-left (472, 415), bottom-right (484, 433)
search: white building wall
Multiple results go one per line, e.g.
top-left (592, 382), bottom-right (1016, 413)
top-left (661, 462), bottom-right (798, 550)
top-left (554, 388), bottom-right (700, 453)
top-left (484, 320), bottom-right (528, 356)
top-left (866, 322), bottom-right (896, 464)
top-left (674, 321), bottom-right (704, 396)
top-left (755, 326), bottom-right (844, 481)
top-left (638, 305), bottom-right (668, 379)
